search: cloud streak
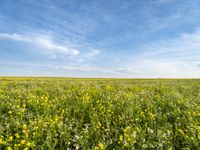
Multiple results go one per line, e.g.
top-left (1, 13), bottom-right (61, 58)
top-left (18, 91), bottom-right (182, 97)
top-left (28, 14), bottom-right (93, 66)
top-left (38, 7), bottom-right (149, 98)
top-left (0, 33), bottom-right (80, 56)
top-left (120, 28), bottom-right (200, 77)
top-left (142, 28), bottom-right (200, 60)
top-left (1, 0), bottom-right (200, 77)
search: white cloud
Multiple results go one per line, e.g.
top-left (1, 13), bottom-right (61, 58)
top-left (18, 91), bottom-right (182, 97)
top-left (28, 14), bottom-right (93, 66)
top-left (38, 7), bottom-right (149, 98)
top-left (143, 28), bottom-right (200, 59)
top-left (121, 28), bottom-right (200, 77)
top-left (0, 33), bottom-right (31, 42)
top-left (1, 28), bottom-right (200, 77)
top-left (0, 32), bottom-right (80, 56)
top-left (84, 49), bottom-right (100, 57)
top-left (0, 60), bottom-right (137, 77)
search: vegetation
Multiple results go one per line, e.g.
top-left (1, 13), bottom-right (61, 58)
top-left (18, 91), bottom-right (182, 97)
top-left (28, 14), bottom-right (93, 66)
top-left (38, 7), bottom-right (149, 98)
top-left (0, 78), bottom-right (199, 149)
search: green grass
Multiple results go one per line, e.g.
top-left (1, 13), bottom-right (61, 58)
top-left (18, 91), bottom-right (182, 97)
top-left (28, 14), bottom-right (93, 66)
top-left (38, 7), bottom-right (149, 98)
top-left (0, 78), bottom-right (199, 149)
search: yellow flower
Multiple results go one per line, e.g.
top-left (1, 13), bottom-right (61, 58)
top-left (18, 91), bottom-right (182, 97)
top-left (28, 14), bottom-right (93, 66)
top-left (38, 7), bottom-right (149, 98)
top-left (23, 147), bottom-right (29, 150)
top-left (124, 133), bottom-right (128, 138)
top-left (8, 136), bottom-right (13, 142)
top-left (124, 126), bottom-right (130, 133)
top-left (14, 144), bottom-right (18, 147)
top-left (22, 124), bottom-right (27, 129)
top-left (7, 146), bottom-right (12, 150)
top-left (132, 140), bottom-right (137, 144)
top-left (127, 137), bottom-right (131, 142)
top-left (98, 143), bottom-right (104, 149)
top-left (34, 126), bottom-right (38, 130)
top-left (140, 111), bottom-right (145, 118)
top-left (20, 140), bottom-right (26, 145)
top-left (25, 133), bottom-right (29, 138)
top-left (93, 143), bottom-right (105, 150)
top-left (8, 111), bottom-right (12, 115)
top-left (0, 138), bottom-right (3, 145)
top-left (119, 135), bottom-right (123, 143)
top-left (149, 113), bottom-right (155, 119)
top-left (26, 142), bottom-right (31, 147)
top-left (15, 133), bottom-right (20, 139)
top-left (21, 109), bottom-right (25, 113)
top-left (22, 129), bottom-right (26, 133)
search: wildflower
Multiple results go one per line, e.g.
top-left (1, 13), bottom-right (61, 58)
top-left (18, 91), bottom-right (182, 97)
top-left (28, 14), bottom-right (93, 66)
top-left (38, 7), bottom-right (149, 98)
top-left (22, 129), bottom-right (26, 133)
top-left (132, 140), bottom-right (137, 144)
top-left (20, 140), bottom-right (26, 145)
top-left (7, 146), bottom-right (12, 150)
top-left (119, 135), bottom-right (123, 142)
top-left (61, 109), bottom-right (65, 114)
top-left (0, 138), bottom-right (3, 145)
top-left (124, 133), bottom-right (128, 138)
top-left (22, 124), bottom-right (27, 129)
top-left (97, 121), bottom-right (101, 128)
top-left (8, 136), bottom-right (13, 142)
top-left (93, 143), bottom-right (105, 150)
top-left (14, 144), bottom-right (18, 148)
top-left (83, 94), bottom-right (90, 103)
top-left (149, 113), bottom-right (155, 119)
top-left (15, 133), bottom-right (20, 138)
top-left (127, 137), bottom-right (131, 142)
top-left (98, 143), bottom-right (104, 149)
top-left (140, 111), bottom-right (145, 118)
top-left (26, 142), bottom-right (31, 147)
top-left (21, 109), bottom-right (25, 113)
top-left (25, 133), bottom-right (29, 138)
top-left (8, 111), bottom-right (12, 115)
top-left (34, 126), bottom-right (38, 130)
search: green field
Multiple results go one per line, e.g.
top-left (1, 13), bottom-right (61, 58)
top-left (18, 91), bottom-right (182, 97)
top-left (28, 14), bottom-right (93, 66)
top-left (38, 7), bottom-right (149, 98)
top-left (0, 78), bottom-right (199, 150)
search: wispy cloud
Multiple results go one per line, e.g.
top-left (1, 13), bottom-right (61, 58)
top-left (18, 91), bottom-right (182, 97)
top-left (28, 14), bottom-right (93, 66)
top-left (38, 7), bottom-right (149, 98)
top-left (0, 33), bottom-right (80, 56)
top-left (1, 0), bottom-right (200, 77)
top-left (84, 49), bottom-right (100, 57)
top-left (120, 28), bottom-right (200, 77)
top-left (0, 60), bottom-right (137, 77)
top-left (142, 28), bottom-right (200, 60)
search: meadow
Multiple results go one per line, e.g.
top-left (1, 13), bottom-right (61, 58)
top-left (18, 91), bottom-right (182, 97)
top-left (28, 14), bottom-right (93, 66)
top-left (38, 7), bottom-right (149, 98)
top-left (0, 78), bottom-right (199, 150)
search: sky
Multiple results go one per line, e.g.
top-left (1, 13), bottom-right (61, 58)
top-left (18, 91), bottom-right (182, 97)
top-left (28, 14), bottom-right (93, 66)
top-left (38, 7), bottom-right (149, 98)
top-left (0, 0), bottom-right (200, 77)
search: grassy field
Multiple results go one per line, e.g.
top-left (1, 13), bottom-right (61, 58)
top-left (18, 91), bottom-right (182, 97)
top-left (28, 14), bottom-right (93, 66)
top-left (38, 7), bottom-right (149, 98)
top-left (0, 78), bottom-right (199, 150)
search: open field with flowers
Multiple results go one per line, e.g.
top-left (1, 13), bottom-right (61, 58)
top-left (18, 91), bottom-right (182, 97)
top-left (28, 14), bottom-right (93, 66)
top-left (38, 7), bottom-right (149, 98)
top-left (0, 78), bottom-right (199, 150)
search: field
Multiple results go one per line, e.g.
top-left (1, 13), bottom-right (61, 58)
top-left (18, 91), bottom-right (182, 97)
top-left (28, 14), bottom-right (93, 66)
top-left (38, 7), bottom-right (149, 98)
top-left (0, 78), bottom-right (199, 150)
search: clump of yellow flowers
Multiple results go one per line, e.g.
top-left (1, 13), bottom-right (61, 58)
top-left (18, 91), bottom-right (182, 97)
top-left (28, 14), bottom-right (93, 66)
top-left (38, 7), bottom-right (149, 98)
top-left (0, 78), bottom-right (200, 149)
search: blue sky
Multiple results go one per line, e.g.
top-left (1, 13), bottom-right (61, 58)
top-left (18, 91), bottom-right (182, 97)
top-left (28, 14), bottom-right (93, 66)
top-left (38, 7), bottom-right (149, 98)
top-left (0, 0), bottom-right (200, 77)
